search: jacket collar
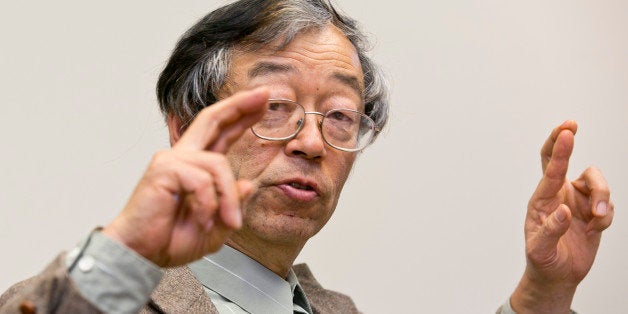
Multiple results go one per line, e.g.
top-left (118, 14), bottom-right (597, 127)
top-left (149, 266), bottom-right (218, 313)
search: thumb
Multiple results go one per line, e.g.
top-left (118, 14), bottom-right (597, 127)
top-left (237, 179), bottom-right (255, 200)
top-left (217, 180), bottom-right (255, 230)
top-left (235, 179), bottom-right (256, 218)
top-left (528, 204), bottom-right (571, 265)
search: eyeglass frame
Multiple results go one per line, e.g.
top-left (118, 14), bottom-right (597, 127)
top-left (250, 98), bottom-right (380, 152)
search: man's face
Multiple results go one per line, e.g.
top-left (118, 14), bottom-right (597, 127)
top-left (220, 24), bottom-right (365, 247)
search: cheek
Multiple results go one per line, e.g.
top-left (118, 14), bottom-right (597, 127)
top-left (335, 154), bottom-right (356, 184)
top-left (226, 134), bottom-right (279, 179)
top-left (322, 153), bottom-right (356, 207)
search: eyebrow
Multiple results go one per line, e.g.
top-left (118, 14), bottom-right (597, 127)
top-left (331, 72), bottom-right (364, 99)
top-left (248, 61), bottom-right (364, 98)
top-left (248, 61), bottom-right (294, 78)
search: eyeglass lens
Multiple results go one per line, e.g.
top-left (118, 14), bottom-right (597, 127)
top-left (251, 100), bottom-right (375, 151)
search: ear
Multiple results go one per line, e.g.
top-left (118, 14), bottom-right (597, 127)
top-left (166, 114), bottom-right (185, 147)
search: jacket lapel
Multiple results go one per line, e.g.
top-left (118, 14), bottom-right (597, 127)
top-left (148, 266), bottom-right (218, 313)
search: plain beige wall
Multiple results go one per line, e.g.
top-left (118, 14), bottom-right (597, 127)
top-left (1, 1), bottom-right (626, 312)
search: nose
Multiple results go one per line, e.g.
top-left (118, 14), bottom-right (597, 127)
top-left (285, 113), bottom-right (326, 160)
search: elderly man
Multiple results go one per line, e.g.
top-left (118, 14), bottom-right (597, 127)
top-left (0, 0), bottom-right (614, 313)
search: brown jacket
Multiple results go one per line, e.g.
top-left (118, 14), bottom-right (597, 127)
top-left (0, 255), bottom-right (359, 313)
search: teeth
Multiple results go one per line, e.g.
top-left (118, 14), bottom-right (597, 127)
top-left (289, 182), bottom-right (311, 190)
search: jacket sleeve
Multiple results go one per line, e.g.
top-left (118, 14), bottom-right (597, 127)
top-left (0, 231), bottom-right (162, 314)
top-left (0, 254), bottom-right (101, 314)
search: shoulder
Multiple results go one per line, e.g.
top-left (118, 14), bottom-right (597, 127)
top-left (0, 254), bottom-right (101, 313)
top-left (1, 254), bottom-right (69, 304)
top-left (0, 276), bottom-right (39, 306)
top-left (293, 263), bottom-right (360, 314)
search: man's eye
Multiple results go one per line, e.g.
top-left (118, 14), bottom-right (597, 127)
top-left (329, 111), bottom-right (353, 122)
top-left (269, 102), bottom-right (288, 111)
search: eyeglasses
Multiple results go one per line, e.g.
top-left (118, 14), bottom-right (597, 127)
top-left (251, 99), bottom-right (379, 152)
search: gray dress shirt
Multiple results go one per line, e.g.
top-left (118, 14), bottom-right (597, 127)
top-left (189, 245), bottom-right (312, 314)
top-left (65, 232), bottom-right (312, 314)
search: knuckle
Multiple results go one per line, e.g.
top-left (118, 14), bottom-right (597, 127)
top-left (197, 197), bottom-right (217, 215)
top-left (143, 151), bottom-right (176, 185)
top-left (197, 172), bottom-right (214, 189)
top-left (525, 245), bottom-right (544, 264)
top-left (525, 247), bottom-right (538, 261)
top-left (198, 105), bottom-right (214, 118)
top-left (151, 150), bottom-right (172, 167)
top-left (592, 181), bottom-right (611, 195)
top-left (207, 194), bottom-right (219, 209)
top-left (195, 188), bottom-right (217, 206)
top-left (527, 198), bottom-right (542, 211)
top-left (592, 217), bottom-right (612, 232)
top-left (199, 108), bottom-right (219, 125)
top-left (584, 165), bottom-right (597, 175)
top-left (208, 153), bottom-right (230, 170)
top-left (216, 155), bottom-right (231, 169)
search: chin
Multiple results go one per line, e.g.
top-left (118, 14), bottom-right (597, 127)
top-left (240, 189), bottom-right (335, 246)
top-left (247, 214), bottom-right (324, 246)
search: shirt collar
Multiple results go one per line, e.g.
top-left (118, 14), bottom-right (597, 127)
top-left (288, 269), bottom-right (313, 314)
top-left (189, 245), bottom-right (311, 314)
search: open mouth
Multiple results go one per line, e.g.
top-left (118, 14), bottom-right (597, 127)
top-left (288, 182), bottom-right (314, 191)
top-left (276, 179), bottom-right (319, 201)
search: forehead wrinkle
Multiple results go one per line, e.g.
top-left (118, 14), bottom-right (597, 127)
top-left (272, 50), bottom-right (364, 100)
top-left (246, 50), bottom-right (363, 91)
top-left (286, 46), bottom-right (359, 72)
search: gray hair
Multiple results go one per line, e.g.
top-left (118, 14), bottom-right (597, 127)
top-left (157, 0), bottom-right (389, 138)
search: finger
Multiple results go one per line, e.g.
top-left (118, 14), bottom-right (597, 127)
top-left (173, 152), bottom-right (241, 229)
top-left (174, 87), bottom-right (269, 152)
top-left (236, 179), bottom-right (255, 218)
top-left (202, 219), bottom-right (234, 253)
top-left (527, 204), bottom-right (571, 265)
top-left (571, 166), bottom-right (611, 218)
top-left (586, 201), bottom-right (614, 235)
top-left (540, 120), bottom-right (578, 173)
top-left (164, 161), bottom-right (220, 228)
top-left (165, 219), bottom-right (232, 265)
top-left (180, 186), bottom-right (218, 231)
top-left (148, 152), bottom-right (219, 212)
top-left (534, 129), bottom-right (574, 200)
top-left (207, 111), bottom-right (265, 153)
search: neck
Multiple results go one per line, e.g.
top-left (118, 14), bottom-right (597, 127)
top-left (226, 233), bottom-right (306, 278)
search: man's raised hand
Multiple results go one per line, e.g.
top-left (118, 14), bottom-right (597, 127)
top-left (103, 88), bottom-right (269, 267)
top-left (510, 120), bottom-right (614, 313)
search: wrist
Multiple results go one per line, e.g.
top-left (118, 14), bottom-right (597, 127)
top-left (510, 270), bottom-right (577, 314)
top-left (102, 219), bottom-right (158, 264)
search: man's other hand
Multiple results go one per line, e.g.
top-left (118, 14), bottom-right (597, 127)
top-left (102, 88), bottom-right (269, 267)
top-left (510, 120), bottom-right (615, 313)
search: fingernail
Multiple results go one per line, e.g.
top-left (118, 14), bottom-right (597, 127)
top-left (555, 208), bottom-right (567, 222)
top-left (595, 201), bottom-right (608, 216)
top-left (233, 207), bottom-right (242, 228)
